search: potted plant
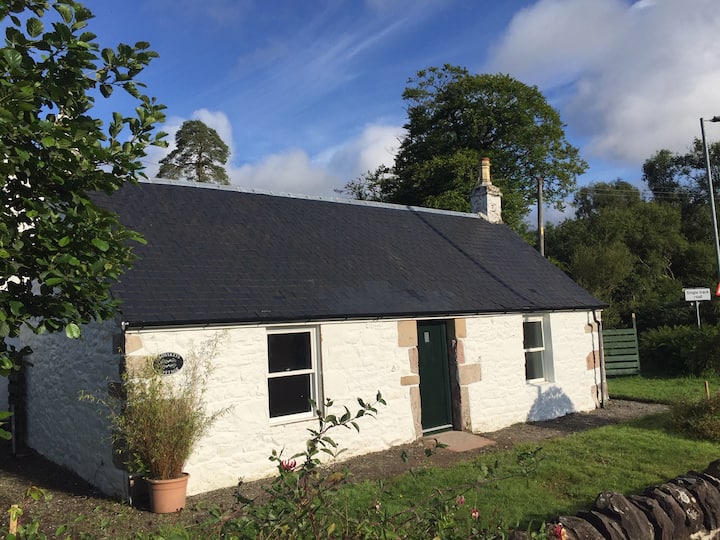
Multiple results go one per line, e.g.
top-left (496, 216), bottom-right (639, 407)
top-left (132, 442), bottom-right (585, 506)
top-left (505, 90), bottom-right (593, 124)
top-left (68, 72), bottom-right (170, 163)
top-left (86, 337), bottom-right (228, 513)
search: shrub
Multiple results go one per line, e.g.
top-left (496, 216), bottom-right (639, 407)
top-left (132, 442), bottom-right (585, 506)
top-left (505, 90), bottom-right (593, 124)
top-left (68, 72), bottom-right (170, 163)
top-left (209, 395), bottom-right (543, 539)
top-left (639, 324), bottom-right (720, 376)
top-left (670, 393), bottom-right (720, 441)
top-left (82, 334), bottom-right (229, 480)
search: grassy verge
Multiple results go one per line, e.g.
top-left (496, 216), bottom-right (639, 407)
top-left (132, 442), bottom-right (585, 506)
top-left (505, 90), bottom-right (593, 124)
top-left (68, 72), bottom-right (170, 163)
top-left (332, 413), bottom-right (718, 531)
top-left (608, 374), bottom-right (720, 403)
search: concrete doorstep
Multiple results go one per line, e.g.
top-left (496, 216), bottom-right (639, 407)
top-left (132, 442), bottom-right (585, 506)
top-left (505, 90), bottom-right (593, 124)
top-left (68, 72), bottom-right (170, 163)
top-left (423, 431), bottom-right (496, 452)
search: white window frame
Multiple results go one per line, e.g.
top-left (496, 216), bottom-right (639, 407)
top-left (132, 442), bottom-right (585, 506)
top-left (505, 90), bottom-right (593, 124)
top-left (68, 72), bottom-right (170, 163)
top-left (523, 316), bottom-right (553, 382)
top-left (266, 326), bottom-right (321, 423)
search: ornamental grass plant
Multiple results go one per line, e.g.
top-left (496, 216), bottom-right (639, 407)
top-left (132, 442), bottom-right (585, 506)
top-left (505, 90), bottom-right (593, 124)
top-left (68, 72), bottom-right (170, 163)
top-left (84, 335), bottom-right (229, 480)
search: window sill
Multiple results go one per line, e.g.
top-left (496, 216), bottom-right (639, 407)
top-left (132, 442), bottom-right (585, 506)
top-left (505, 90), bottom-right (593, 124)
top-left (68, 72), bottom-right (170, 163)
top-left (269, 412), bottom-right (316, 427)
top-left (525, 378), bottom-right (551, 386)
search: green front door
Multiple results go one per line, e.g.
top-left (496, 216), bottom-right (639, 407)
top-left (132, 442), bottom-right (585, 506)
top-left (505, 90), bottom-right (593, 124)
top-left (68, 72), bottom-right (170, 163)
top-left (417, 321), bottom-right (453, 434)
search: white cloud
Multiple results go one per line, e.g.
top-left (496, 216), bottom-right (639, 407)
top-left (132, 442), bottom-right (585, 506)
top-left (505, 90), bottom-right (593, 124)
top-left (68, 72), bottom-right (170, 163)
top-left (230, 150), bottom-right (341, 196)
top-left (146, 112), bottom-right (403, 198)
top-left (229, 123), bottom-right (404, 197)
top-left (319, 123), bottom-right (404, 180)
top-left (485, 0), bottom-right (720, 165)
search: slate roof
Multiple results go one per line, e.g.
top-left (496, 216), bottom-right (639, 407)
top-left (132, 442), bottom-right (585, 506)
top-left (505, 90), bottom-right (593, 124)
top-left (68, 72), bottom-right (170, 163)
top-left (92, 179), bottom-right (604, 328)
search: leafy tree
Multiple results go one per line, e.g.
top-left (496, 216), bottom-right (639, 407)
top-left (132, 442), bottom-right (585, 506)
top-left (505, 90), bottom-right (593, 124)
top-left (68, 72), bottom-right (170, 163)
top-left (158, 120), bottom-right (230, 184)
top-left (339, 165), bottom-right (393, 202)
top-left (573, 179), bottom-right (644, 219)
top-left (0, 0), bottom-right (166, 433)
top-left (547, 180), bottom-right (712, 330)
top-left (643, 140), bottom-right (720, 206)
top-left (351, 65), bottom-right (586, 229)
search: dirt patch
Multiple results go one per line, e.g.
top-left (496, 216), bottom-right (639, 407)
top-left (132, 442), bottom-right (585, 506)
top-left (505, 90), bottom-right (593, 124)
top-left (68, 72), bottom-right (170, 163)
top-left (0, 400), bottom-right (668, 538)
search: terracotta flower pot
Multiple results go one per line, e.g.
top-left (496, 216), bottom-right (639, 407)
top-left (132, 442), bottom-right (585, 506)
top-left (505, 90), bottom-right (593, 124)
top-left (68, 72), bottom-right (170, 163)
top-left (146, 473), bottom-right (189, 513)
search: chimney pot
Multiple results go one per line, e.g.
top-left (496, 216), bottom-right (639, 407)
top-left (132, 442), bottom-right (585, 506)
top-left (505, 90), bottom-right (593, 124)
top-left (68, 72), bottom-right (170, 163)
top-left (480, 157), bottom-right (491, 184)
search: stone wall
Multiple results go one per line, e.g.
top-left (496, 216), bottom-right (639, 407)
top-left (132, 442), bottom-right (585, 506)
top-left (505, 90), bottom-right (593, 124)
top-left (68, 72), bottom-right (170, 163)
top-left (19, 309), bottom-right (603, 498)
top-left (21, 319), bottom-right (127, 498)
top-left (124, 322), bottom-right (419, 495)
top-left (530, 460), bottom-right (720, 540)
top-left (463, 311), bottom-right (602, 432)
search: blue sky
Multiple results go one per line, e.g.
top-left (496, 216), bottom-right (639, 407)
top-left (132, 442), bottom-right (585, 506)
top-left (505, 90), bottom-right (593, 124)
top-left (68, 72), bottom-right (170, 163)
top-left (84, 0), bottom-right (720, 219)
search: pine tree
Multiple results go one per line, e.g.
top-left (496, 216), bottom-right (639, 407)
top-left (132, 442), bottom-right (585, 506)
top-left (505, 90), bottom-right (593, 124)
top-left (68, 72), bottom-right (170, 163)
top-left (159, 120), bottom-right (230, 184)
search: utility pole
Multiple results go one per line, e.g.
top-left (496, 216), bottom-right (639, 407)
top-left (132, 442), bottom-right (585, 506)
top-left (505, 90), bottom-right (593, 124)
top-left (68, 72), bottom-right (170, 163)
top-left (700, 117), bottom-right (720, 294)
top-left (537, 177), bottom-right (544, 257)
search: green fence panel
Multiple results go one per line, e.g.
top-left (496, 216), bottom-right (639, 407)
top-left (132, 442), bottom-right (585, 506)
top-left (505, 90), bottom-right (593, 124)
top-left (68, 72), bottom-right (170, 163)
top-left (603, 323), bottom-right (640, 376)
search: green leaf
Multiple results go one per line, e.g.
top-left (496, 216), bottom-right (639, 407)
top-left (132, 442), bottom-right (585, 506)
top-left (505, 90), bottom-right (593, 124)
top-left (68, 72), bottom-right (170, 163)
top-left (1, 48), bottom-right (22, 69)
top-left (0, 321), bottom-right (10, 337)
top-left (99, 83), bottom-right (113, 98)
top-left (26, 17), bottom-right (43, 37)
top-left (91, 238), bottom-right (109, 251)
top-left (58, 236), bottom-right (71, 247)
top-left (65, 322), bottom-right (81, 339)
top-left (45, 277), bottom-right (64, 286)
top-left (9, 301), bottom-right (23, 316)
top-left (54, 3), bottom-right (74, 23)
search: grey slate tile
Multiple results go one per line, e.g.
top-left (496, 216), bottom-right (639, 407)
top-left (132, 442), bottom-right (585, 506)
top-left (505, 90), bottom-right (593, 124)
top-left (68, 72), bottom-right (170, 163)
top-left (92, 180), bottom-right (604, 327)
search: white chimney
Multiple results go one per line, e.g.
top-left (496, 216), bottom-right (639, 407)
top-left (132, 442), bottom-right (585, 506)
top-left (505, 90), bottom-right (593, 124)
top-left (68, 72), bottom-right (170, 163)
top-left (470, 157), bottom-right (502, 223)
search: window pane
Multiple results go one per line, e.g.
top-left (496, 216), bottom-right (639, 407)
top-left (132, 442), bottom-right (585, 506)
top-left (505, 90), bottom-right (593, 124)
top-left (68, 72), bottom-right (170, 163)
top-left (268, 374), bottom-right (312, 417)
top-left (525, 351), bottom-right (544, 380)
top-left (268, 332), bottom-right (311, 373)
top-left (523, 321), bottom-right (543, 349)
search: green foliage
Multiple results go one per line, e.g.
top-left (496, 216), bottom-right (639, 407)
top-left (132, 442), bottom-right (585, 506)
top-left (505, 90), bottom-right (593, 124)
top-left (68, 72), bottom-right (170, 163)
top-left (8, 405), bottom-right (720, 539)
top-left (81, 335), bottom-right (229, 480)
top-left (643, 139), bottom-right (720, 207)
top-left (0, 0), bottom-right (166, 427)
top-left (671, 393), bottom-right (720, 441)
top-left (639, 324), bottom-right (720, 376)
top-left (377, 64), bottom-right (586, 230)
top-left (213, 394), bottom-right (386, 539)
top-left (2, 486), bottom-right (50, 540)
top-left (158, 119), bottom-right (230, 184)
top-left (546, 180), bottom-right (709, 330)
top-left (208, 395), bottom-right (545, 539)
top-left (339, 164), bottom-right (393, 202)
top-left (547, 139), bottom-right (720, 333)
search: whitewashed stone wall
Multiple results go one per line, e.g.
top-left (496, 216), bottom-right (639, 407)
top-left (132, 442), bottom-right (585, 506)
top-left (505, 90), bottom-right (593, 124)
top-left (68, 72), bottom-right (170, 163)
top-left (126, 320), bottom-right (417, 496)
top-left (21, 320), bottom-right (127, 498)
top-left (463, 311), bottom-right (601, 432)
top-left (19, 310), bottom-right (601, 498)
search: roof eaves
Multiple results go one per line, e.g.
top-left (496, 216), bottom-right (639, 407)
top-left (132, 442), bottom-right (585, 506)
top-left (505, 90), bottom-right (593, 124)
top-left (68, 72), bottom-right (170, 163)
top-left (121, 303), bottom-right (606, 331)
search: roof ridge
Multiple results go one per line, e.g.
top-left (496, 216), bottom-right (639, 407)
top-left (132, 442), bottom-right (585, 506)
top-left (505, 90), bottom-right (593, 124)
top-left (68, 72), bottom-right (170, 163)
top-left (141, 177), bottom-right (480, 220)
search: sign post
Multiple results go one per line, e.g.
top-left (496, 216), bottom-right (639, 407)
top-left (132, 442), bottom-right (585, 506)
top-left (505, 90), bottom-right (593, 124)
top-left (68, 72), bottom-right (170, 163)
top-left (684, 288), bottom-right (712, 328)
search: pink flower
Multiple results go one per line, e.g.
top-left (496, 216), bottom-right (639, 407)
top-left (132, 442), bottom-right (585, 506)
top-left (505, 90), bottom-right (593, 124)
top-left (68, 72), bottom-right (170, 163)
top-left (456, 495), bottom-right (465, 506)
top-left (548, 523), bottom-right (567, 540)
top-left (471, 507), bottom-right (480, 520)
top-left (280, 459), bottom-right (296, 472)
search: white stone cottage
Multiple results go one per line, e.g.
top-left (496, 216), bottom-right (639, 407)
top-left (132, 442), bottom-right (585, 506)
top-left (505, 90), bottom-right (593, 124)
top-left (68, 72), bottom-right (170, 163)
top-left (15, 165), bottom-right (605, 498)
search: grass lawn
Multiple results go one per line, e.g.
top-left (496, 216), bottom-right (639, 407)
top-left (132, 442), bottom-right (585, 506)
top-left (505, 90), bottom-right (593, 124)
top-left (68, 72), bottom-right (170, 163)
top-left (332, 412), bottom-right (718, 532)
top-left (11, 375), bottom-right (717, 538)
top-left (608, 374), bottom-right (720, 403)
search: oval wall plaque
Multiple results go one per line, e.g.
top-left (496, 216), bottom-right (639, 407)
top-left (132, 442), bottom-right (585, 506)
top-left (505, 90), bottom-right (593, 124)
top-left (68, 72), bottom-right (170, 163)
top-left (153, 352), bottom-right (184, 375)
